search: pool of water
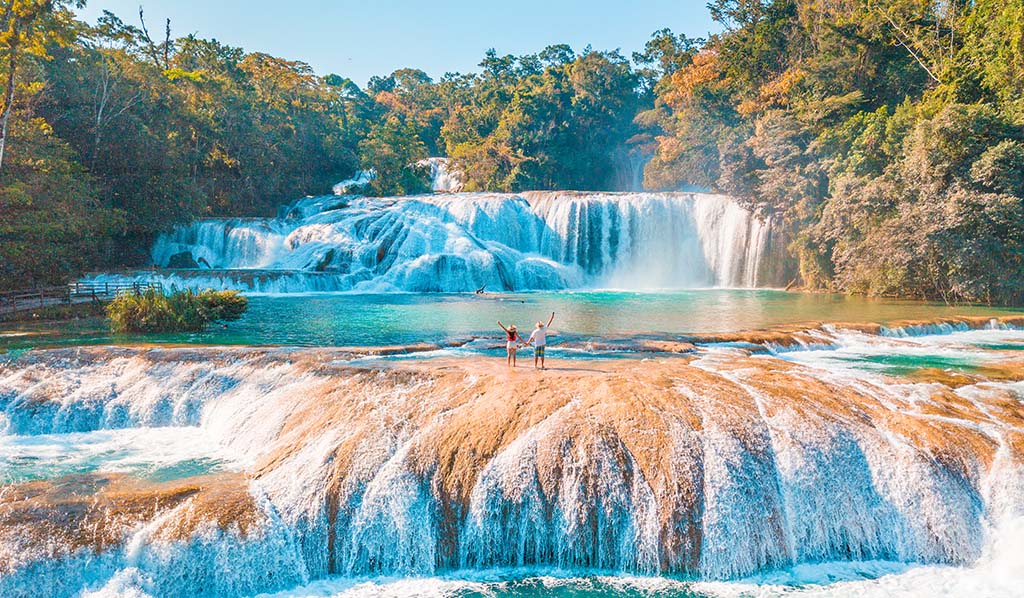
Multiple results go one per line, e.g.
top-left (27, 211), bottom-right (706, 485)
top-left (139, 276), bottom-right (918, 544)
top-left (0, 427), bottom-right (244, 484)
top-left (3, 290), bottom-right (1022, 351)
top-left (240, 553), bottom-right (1023, 598)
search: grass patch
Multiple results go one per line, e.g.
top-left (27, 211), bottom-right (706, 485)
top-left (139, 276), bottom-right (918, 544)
top-left (107, 289), bottom-right (248, 333)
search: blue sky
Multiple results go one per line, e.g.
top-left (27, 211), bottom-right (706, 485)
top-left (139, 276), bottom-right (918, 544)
top-left (76, 1), bottom-right (721, 86)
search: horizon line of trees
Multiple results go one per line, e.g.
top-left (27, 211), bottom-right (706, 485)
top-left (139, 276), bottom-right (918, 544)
top-left (1, 1), bottom-right (1022, 305)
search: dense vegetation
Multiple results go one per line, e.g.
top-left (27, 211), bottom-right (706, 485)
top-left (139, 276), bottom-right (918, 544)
top-left (642, 0), bottom-right (1024, 304)
top-left (106, 288), bottom-right (247, 333)
top-left (1, 1), bottom-right (1022, 303)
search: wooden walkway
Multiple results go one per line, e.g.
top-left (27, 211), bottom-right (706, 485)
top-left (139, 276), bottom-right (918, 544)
top-left (0, 282), bottom-right (163, 316)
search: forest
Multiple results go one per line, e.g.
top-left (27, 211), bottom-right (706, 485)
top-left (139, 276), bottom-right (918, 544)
top-left (1, 0), bottom-right (1022, 304)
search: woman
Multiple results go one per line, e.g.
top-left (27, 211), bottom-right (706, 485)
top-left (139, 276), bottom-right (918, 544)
top-left (497, 320), bottom-right (523, 367)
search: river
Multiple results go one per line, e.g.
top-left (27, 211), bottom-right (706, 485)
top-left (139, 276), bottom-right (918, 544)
top-left (1, 190), bottom-right (1022, 597)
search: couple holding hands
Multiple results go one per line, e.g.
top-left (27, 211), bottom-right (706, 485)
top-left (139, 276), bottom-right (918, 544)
top-left (498, 312), bottom-right (555, 369)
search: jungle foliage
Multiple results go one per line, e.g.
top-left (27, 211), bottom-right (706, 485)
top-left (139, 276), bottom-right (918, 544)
top-left (2, 1), bottom-right (1023, 303)
top-left (642, 0), bottom-right (1024, 304)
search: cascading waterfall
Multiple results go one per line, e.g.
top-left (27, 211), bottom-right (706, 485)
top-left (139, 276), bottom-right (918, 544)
top-left (416, 157), bottom-right (464, 193)
top-left (2, 323), bottom-right (1023, 597)
top-left (151, 219), bottom-right (288, 271)
top-left (95, 191), bottom-right (774, 293)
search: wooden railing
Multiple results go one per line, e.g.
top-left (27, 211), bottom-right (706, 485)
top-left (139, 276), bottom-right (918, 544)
top-left (68, 281), bottom-right (163, 299)
top-left (0, 286), bottom-right (71, 312)
top-left (0, 281), bottom-right (163, 314)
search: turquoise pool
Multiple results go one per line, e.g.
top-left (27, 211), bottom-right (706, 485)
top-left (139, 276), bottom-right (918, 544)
top-left (3, 290), bottom-right (1021, 351)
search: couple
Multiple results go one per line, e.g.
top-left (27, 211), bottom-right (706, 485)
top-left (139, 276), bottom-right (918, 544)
top-left (498, 312), bottom-right (554, 369)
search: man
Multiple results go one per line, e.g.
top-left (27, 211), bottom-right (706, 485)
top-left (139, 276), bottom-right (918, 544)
top-left (528, 312), bottom-right (555, 370)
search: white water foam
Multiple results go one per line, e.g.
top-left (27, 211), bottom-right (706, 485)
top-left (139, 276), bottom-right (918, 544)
top-left (415, 158), bottom-right (464, 193)
top-left (778, 327), bottom-right (1024, 375)
top-left (695, 517), bottom-right (1024, 597)
top-left (0, 426), bottom-right (246, 484)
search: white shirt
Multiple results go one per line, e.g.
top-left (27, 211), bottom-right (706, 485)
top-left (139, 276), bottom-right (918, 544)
top-left (528, 326), bottom-right (547, 347)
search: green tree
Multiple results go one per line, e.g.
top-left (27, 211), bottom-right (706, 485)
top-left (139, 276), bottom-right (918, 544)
top-left (0, 0), bottom-right (81, 174)
top-left (443, 48), bottom-right (642, 191)
top-left (641, 0), bottom-right (1024, 303)
top-left (0, 116), bottom-right (122, 287)
top-left (359, 115), bottom-right (430, 196)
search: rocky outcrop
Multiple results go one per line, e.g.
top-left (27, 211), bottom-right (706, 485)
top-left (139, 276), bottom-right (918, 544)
top-left (165, 251), bottom-right (199, 269)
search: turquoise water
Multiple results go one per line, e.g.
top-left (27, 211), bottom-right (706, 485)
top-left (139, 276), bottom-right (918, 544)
top-left (255, 575), bottom-right (710, 597)
top-left (827, 352), bottom-right (979, 375)
top-left (245, 559), bottom-right (999, 598)
top-left (779, 327), bottom-right (1024, 377)
top-left (3, 290), bottom-right (1021, 351)
top-left (0, 428), bottom-right (241, 484)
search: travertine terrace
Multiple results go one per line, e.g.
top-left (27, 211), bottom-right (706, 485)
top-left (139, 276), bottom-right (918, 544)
top-left (2, 319), bottom-right (1023, 596)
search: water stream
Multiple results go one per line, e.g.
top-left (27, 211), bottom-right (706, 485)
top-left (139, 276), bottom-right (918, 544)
top-left (4, 189), bottom-right (1022, 597)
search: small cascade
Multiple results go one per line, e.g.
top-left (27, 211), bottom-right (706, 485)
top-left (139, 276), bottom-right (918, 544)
top-left (416, 157), bottom-right (464, 192)
top-left (99, 191), bottom-right (776, 294)
top-left (150, 219), bottom-right (288, 271)
top-left (527, 192), bottom-right (769, 288)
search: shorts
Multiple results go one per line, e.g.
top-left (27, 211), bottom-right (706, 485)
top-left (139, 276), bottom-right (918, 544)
top-left (507, 341), bottom-right (517, 350)
top-left (534, 346), bottom-right (545, 356)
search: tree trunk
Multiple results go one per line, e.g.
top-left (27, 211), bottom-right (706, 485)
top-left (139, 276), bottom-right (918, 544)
top-left (0, 44), bottom-right (18, 176)
top-left (92, 61), bottom-right (110, 168)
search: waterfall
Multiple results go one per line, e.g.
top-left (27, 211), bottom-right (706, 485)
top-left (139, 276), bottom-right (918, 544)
top-left (416, 157), bottom-right (464, 193)
top-left (104, 191), bottom-right (774, 294)
top-left (151, 219), bottom-right (289, 270)
top-left (2, 324), bottom-right (1022, 597)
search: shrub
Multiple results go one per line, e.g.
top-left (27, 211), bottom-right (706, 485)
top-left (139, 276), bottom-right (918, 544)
top-left (107, 288), bottom-right (248, 333)
top-left (971, 140), bottom-right (1024, 197)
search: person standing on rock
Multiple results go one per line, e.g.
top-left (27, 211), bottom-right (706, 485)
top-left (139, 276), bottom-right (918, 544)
top-left (497, 321), bottom-right (523, 367)
top-left (528, 312), bottom-right (555, 370)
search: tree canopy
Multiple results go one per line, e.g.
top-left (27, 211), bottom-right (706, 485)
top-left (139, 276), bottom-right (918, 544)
top-left (642, 0), bottom-right (1024, 304)
top-left (2, 1), bottom-right (1023, 304)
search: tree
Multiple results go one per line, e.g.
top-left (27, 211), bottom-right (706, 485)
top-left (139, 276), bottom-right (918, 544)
top-left (440, 47), bottom-right (643, 192)
top-left (633, 28), bottom-right (703, 91)
top-left (359, 115), bottom-right (430, 196)
top-left (638, 0), bottom-right (1024, 303)
top-left (0, 0), bottom-right (81, 175)
top-left (0, 115), bottom-right (123, 287)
